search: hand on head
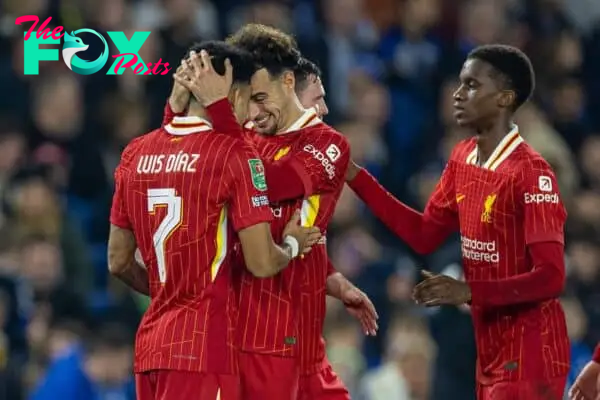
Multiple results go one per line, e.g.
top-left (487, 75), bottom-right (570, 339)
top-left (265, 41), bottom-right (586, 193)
top-left (173, 50), bottom-right (233, 107)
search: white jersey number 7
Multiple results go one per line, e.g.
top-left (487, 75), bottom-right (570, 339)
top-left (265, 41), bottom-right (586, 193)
top-left (147, 188), bottom-right (182, 283)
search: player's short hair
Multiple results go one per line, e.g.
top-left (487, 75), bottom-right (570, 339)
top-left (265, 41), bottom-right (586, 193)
top-left (186, 41), bottom-right (257, 84)
top-left (226, 24), bottom-right (302, 77)
top-left (294, 58), bottom-right (322, 93)
top-left (467, 44), bottom-right (535, 110)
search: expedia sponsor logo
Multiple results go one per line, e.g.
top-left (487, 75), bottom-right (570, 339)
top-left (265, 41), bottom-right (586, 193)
top-left (303, 144), bottom-right (336, 180)
top-left (461, 236), bottom-right (499, 263)
top-left (524, 192), bottom-right (559, 204)
top-left (271, 206), bottom-right (282, 218)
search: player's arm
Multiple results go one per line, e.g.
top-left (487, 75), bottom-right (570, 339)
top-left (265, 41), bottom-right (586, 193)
top-left (162, 65), bottom-right (191, 126)
top-left (347, 161), bottom-right (458, 254)
top-left (107, 160), bottom-right (149, 295)
top-left (326, 259), bottom-right (379, 335)
top-left (107, 225), bottom-right (149, 295)
top-left (228, 143), bottom-right (320, 277)
top-left (325, 260), bottom-right (347, 299)
top-left (468, 165), bottom-right (566, 307)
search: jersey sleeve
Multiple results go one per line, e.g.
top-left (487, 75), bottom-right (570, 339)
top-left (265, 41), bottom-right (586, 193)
top-left (517, 160), bottom-right (566, 244)
top-left (205, 99), bottom-right (245, 140)
top-left (109, 140), bottom-right (141, 229)
top-left (161, 100), bottom-right (185, 127)
top-left (290, 127), bottom-right (350, 195)
top-left (593, 343), bottom-right (600, 363)
top-left (227, 142), bottom-right (273, 231)
top-left (423, 162), bottom-right (459, 230)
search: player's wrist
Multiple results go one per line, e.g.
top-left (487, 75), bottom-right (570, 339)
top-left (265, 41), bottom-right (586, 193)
top-left (168, 95), bottom-right (187, 114)
top-left (283, 235), bottom-right (300, 258)
top-left (203, 96), bottom-right (229, 107)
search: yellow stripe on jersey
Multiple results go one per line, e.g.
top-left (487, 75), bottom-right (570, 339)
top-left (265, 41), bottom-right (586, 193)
top-left (301, 195), bottom-right (320, 227)
top-left (487, 132), bottom-right (523, 171)
top-left (211, 207), bottom-right (228, 281)
top-left (464, 125), bottom-right (523, 170)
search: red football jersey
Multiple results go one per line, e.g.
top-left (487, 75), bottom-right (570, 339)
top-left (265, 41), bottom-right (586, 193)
top-left (235, 109), bottom-right (350, 374)
top-left (110, 116), bottom-right (272, 374)
top-left (426, 126), bottom-right (570, 384)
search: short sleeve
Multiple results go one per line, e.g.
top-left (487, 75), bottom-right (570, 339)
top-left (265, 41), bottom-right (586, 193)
top-left (289, 127), bottom-right (350, 195)
top-left (518, 161), bottom-right (566, 244)
top-left (227, 142), bottom-right (273, 231)
top-left (109, 162), bottom-right (131, 229)
top-left (423, 162), bottom-right (459, 229)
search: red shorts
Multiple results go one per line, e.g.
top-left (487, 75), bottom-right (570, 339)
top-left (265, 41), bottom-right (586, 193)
top-left (135, 370), bottom-right (241, 400)
top-left (476, 377), bottom-right (566, 400)
top-left (238, 351), bottom-right (299, 400)
top-left (298, 360), bottom-right (350, 400)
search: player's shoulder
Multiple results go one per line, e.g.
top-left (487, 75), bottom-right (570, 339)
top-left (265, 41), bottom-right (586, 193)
top-left (303, 122), bottom-right (346, 139)
top-left (511, 141), bottom-right (558, 183)
top-left (301, 122), bottom-right (350, 152)
top-left (448, 137), bottom-right (477, 163)
top-left (211, 130), bottom-right (258, 159)
top-left (513, 141), bottom-right (555, 173)
top-left (120, 131), bottom-right (157, 164)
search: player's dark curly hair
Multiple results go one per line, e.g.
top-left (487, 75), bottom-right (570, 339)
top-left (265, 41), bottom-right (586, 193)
top-left (467, 44), bottom-right (535, 110)
top-left (186, 41), bottom-right (258, 84)
top-left (226, 24), bottom-right (302, 77)
top-left (294, 58), bottom-right (322, 93)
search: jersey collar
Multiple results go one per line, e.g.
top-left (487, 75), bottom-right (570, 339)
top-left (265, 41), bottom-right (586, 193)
top-left (282, 107), bottom-right (321, 133)
top-left (465, 124), bottom-right (523, 171)
top-left (165, 116), bottom-right (213, 135)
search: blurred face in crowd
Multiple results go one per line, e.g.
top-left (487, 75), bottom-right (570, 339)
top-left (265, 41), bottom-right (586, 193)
top-left (453, 58), bottom-right (512, 129)
top-left (86, 346), bottom-right (133, 385)
top-left (34, 74), bottom-right (82, 139)
top-left (568, 240), bottom-right (600, 283)
top-left (0, 133), bottom-right (25, 175)
top-left (20, 240), bottom-right (63, 294)
top-left (13, 178), bottom-right (57, 218)
top-left (561, 297), bottom-right (588, 341)
top-left (296, 75), bottom-right (329, 118)
top-left (248, 68), bottom-right (297, 135)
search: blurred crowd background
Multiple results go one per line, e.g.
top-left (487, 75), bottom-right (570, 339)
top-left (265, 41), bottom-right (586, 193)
top-left (0, 0), bottom-right (599, 399)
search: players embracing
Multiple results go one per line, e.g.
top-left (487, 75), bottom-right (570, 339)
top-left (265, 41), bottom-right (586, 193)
top-left (172, 25), bottom-right (359, 400)
top-left (141, 23), bottom-right (380, 400)
top-left (107, 40), bottom-right (324, 400)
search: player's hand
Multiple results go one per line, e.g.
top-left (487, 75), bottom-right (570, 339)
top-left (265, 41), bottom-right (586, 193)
top-left (412, 270), bottom-right (472, 307)
top-left (168, 62), bottom-right (191, 113)
top-left (340, 285), bottom-right (379, 336)
top-left (345, 160), bottom-right (361, 182)
top-left (283, 210), bottom-right (321, 256)
top-left (569, 361), bottom-right (600, 400)
top-left (173, 50), bottom-right (232, 106)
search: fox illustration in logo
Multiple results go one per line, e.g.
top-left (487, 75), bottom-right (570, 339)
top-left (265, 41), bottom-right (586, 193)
top-left (62, 29), bottom-right (109, 75)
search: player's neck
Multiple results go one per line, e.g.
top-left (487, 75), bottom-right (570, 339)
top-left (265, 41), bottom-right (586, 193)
top-left (276, 98), bottom-right (306, 135)
top-left (186, 103), bottom-right (209, 122)
top-left (475, 119), bottom-right (513, 163)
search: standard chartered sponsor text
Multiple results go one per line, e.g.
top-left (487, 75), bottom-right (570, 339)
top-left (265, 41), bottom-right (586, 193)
top-left (461, 236), bottom-right (500, 263)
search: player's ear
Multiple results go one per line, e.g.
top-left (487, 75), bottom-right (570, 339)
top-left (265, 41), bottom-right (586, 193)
top-left (228, 84), bottom-right (239, 104)
top-left (498, 90), bottom-right (515, 109)
top-left (282, 71), bottom-right (295, 92)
